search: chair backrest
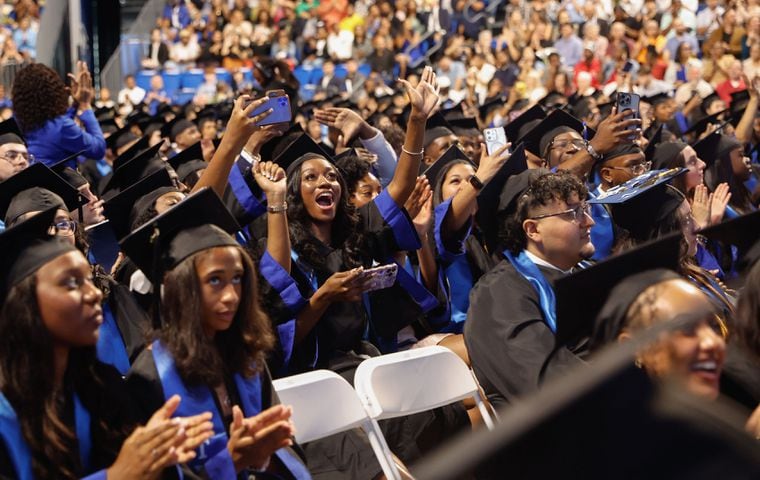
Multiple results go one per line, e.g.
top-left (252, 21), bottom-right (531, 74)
top-left (354, 346), bottom-right (494, 429)
top-left (273, 369), bottom-right (369, 444)
top-left (273, 369), bottom-right (404, 480)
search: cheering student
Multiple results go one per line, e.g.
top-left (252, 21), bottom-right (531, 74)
top-left (465, 170), bottom-right (596, 409)
top-left (123, 189), bottom-right (310, 479)
top-left (0, 209), bottom-right (214, 479)
top-left (12, 61), bottom-right (106, 168)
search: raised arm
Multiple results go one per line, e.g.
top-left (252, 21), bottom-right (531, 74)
top-left (192, 95), bottom-right (271, 196)
top-left (385, 66), bottom-right (440, 207)
top-left (252, 161), bottom-right (291, 272)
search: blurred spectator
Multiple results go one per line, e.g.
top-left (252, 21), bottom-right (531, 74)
top-left (327, 21), bottom-right (354, 60)
top-left (170, 28), bottom-right (201, 66)
top-left (554, 23), bottom-right (583, 69)
top-left (574, 42), bottom-right (602, 89)
top-left (271, 29), bottom-right (297, 62)
top-left (163, 0), bottom-right (192, 30)
top-left (674, 59), bottom-right (713, 105)
top-left (0, 37), bottom-right (24, 66)
top-left (12, 16), bottom-right (36, 60)
top-left (664, 18), bottom-right (698, 61)
top-left (251, 10), bottom-right (274, 53)
top-left (95, 88), bottom-right (116, 110)
top-left (744, 43), bottom-right (760, 80)
top-left (0, 85), bottom-right (11, 110)
top-left (143, 28), bottom-right (170, 69)
top-left (696, 0), bottom-right (724, 43)
top-left (703, 9), bottom-right (745, 58)
top-left (223, 9), bottom-right (253, 49)
top-left (664, 41), bottom-right (697, 86)
top-left (197, 30), bottom-right (224, 67)
top-left (317, 0), bottom-right (348, 28)
top-left (145, 74), bottom-right (171, 115)
top-left (715, 59), bottom-right (747, 105)
top-left (118, 75), bottom-right (147, 111)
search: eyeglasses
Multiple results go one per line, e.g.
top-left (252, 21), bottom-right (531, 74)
top-left (549, 139), bottom-right (586, 151)
top-left (50, 220), bottom-right (77, 237)
top-left (607, 161), bottom-right (652, 176)
top-left (1, 150), bottom-right (33, 165)
top-left (529, 202), bottom-right (592, 223)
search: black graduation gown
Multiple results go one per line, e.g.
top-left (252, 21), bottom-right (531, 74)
top-left (0, 363), bottom-right (137, 479)
top-left (126, 348), bottom-right (309, 480)
top-left (464, 260), bottom-right (587, 411)
top-left (107, 281), bottom-right (151, 364)
top-left (721, 344), bottom-right (760, 412)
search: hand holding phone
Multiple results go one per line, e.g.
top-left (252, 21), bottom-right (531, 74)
top-left (355, 264), bottom-right (398, 292)
top-left (484, 127), bottom-right (508, 156)
top-left (247, 90), bottom-right (292, 126)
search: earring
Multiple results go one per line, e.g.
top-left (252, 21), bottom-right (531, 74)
top-left (634, 358), bottom-right (643, 369)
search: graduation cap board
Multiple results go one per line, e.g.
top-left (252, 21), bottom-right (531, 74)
top-left (275, 132), bottom-right (332, 175)
top-left (103, 168), bottom-right (176, 240)
top-left (0, 117), bottom-right (25, 145)
top-left (589, 168), bottom-right (687, 237)
top-left (448, 116), bottom-right (480, 135)
top-left (504, 104), bottom-right (546, 144)
top-left (476, 143), bottom-right (528, 253)
top-left (0, 163), bottom-right (88, 225)
top-left (102, 142), bottom-right (166, 197)
top-left (119, 187), bottom-right (241, 285)
top-left (641, 92), bottom-right (673, 107)
top-left (554, 232), bottom-right (682, 345)
top-left (644, 124), bottom-right (664, 163)
top-left (105, 123), bottom-right (140, 153)
top-left (0, 207), bottom-right (77, 302)
top-left (684, 109), bottom-right (728, 137)
top-left (520, 109), bottom-right (591, 159)
top-left (412, 321), bottom-right (760, 480)
top-left (692, 130), bottom-right (742, 169)
top-left (421, 145), bottom-right (473, 185)
top-left (161, 116), bottom-right (197, 142)
top-left (700, 209), bottom-right (760, 264)
top-left (167, 141), bottom-right (206, 184)
top-left (113, 133), bottom-right (152, 170)
top-left (50, 150), bottom-right (88, 189)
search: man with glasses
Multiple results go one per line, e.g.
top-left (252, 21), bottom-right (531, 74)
top-left (0, 118), bottom-right (31, 182)
top-left (465, 170), bottom-right (595, 409)
top-left (590, 143), bottom-right (650, 260)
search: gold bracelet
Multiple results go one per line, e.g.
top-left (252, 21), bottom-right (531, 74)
top-left (401, 145), bottom-right (424, 157)
top-left (267, 203), bottom-right (288, 214)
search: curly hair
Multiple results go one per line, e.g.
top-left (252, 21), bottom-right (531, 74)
top-left (335, 153), bottom-right (373, 196)
top-left (286, 153), bottom-right (367, 270)
top-left (0, 276), bottom-right (126, 479)
top-left (158, 245), bottom-right (275, 386)
top-left (12, 63), bottom-right (70, 132)
top-left (500, 170), bottom-right (588, 255)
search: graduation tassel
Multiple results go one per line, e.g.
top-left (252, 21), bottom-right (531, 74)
top-left (149, 225), bottom-right (163, 330)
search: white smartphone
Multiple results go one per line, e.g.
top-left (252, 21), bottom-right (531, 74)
top-left (484, 127), bottom-right (508, 156)
top-left (357, 264), bottom-right (398, 292)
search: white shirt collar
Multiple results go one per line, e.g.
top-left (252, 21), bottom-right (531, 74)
top-left (524, 249), bottom-right (573, 275)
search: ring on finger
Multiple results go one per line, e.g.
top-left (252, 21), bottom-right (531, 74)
top-left (152, 448), bottom-right (158, 459)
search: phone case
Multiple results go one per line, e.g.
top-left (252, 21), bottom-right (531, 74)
top-left (361, 264), bottom-right (398, 292)
top-left (484, 127), bottom-right (508, 156)
top-left (250, 91), bottom-right (292, 125)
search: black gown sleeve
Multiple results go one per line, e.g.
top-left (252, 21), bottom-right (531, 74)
top-left (0, 440), bottom-right (14, 479)
top-left (464, 261), bottom-right (586, 410)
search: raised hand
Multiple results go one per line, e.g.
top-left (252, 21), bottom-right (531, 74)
top-left (709, 182), bottom-right (732, 226)
top-left (691, 184), bottom-right (711, 230)
top-left (589, 107), bottom-right (642, 155)
top-left (475, 142), bottom-right (511, 184)
top-left (398, 65), bottom-right (440, 121)
top-left (244, 123), bottom-right (288, 156)
top-left (68, 60), bottom-right (94, 109)
top-left (225, 95), bottom-right (273, 148)
top-left (252, 160), bottom-right (287, 197)
top-left (412, 189), bottom-right (434, 238)
top-left (315, 268), bottom-right (368, 303)
top-left (404, 175), bottom-right (432, 219)
top-left (314, 107), bottom-right (367, 145)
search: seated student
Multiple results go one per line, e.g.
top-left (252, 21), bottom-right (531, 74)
top-left (591, 168), bottom-right (736, 317)
top-left (428, 144), bottom-right (512, 332)
top-left (123, 189), bottom-right (311, 479)
top-left (589, 143), bottom-right (649, 260)
top-left (0, 118), bottom-right (30, 181)
top-left (590, 268), bottom-right (760, 438)
top-left (695, 131), bottom-right (756, 217)
top-left (0, 209), bottom-right (213, 479)
top-left (465, 170), bottom-right (595, 409)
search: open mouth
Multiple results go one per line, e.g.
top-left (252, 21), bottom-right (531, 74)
top-left (315, 191), bottom-right (335, 208)
top-left (690, 359), bottom-right (720, 381)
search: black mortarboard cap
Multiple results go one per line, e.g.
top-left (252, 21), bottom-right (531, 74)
top-left (99, 118), bottom-right (119, 136)
top-left (589, 168), bottom-right (687, 238)
top-left (448, 116), bottom-right (480, 136)
top-left (641, 92), bottom-right (672, 107)
top-left (477, 143), bottom-right (528, 252)
top-left (650, 141), bottom-right (687, 170)
top-left (422, 145), bottom-right (473, 184)
top-left (112, 133), bottom-right (153, 171)
top-left (520, 109), bottom-right (586, 158)
top-left (643, 124), bottom-right (664, 162)
top-left (412, 323), bottom-right (760, 480)
top-left (597, 101), bottom-right (614, 119)
top-left (684, 109), bottom-right (728, 137)
top-left (95, 106), bottom-right (117, 122)
top-left (701, 92), bottom-right (723, 114)
top-left (126, 111), bottom-right (154, 132)
top-left (50, 151), bottom-right (88, 189)
top-left (105, 123), bottom-right (140, 153)
top-left (478, 96), bottom-right (505, 120)
top-left (275, 133), bottom-right (332, 175)
top-left (168, 142), bottom-right (206, 184)
top-left (700, 209), bottom-right (760, 264)
top-left (504, 104), bottom-right (546, 144)
top-left (426, 111), bottom-right (454, 131)
top-left (555, 233), bottom-right (682, 345)
top-left (119, 187), bottom-right (240, 284)
top-left (161, 116), bottom-right (195, 142)
top-left (730, 90), bottom-right (750, 112)
top-left (102, 142), bottom-right (165, 197)
top-left (259, 123), bottom-right (303, 163)
top-left (0, 117), bottom-right (24, 146)
top-left (103, 168), bottom-right (176, 240)
top-left (0, 163), bottom-right (87, 225)
top-left (0, 207), bottom-right (78, 303)
top-left (496, 168), bottom-right (550, 218)
top-left (537, 91), bottom-right (567, 109)
top-left (692, 130), bottom-right (742, 169)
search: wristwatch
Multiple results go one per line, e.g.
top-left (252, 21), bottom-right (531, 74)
top-left (585, 141), bottom-right (602, 162)
top-left (468, 174), bottom-right (485, 191)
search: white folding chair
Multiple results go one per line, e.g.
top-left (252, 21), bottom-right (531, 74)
top-left (272, 369), bottom-right (403, 480)
top-left (354, 346), bottom-right (496, 430)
